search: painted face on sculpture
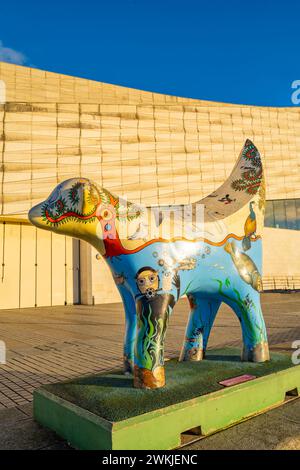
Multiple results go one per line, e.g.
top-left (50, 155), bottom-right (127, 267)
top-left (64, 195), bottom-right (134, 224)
top-left (136, 267), bottom-right (160, 298)
top-left (28, 178), bottom-right (107, 253)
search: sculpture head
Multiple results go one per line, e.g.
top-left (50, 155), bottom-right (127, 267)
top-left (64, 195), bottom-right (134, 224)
top-left (28, 178), bottom-right (115, 254)
top-left (29, 177), bottom-right (145, 256)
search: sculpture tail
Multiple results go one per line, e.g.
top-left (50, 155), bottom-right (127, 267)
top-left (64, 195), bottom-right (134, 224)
top-left (195, 139), bottom-right (265, 224)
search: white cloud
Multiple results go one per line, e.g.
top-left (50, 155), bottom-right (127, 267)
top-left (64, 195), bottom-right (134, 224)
top-left (0, 40), bottom-right (27, 65)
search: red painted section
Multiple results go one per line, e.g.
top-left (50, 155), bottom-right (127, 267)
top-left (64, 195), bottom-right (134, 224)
top-left (44, 207), bottom-right (261, 259)
top-left (219, 374), bottom-right (256, 387)
top-left (45, 209), bottom-right (96, 223)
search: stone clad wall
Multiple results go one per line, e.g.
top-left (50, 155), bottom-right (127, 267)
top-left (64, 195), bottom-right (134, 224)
top-left (0, 61), bottom-right (300, 220)
top-left (0, 61), bottom-right (200, 105)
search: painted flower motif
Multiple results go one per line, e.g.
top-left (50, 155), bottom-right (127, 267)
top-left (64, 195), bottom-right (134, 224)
top-left (55, 199), bottom-right (65, 215)
top-left (68, 182), bottom-right (81, 206)
top-left (152, 251), bottom-right (158, 258)
top-left (88, 184), bottom-right (101, 206)
top-left (204, 246), bottom-right (211, 255)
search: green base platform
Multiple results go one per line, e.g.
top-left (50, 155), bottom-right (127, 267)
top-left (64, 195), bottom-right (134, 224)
top-left (33, 348), bottom-right (300, 450)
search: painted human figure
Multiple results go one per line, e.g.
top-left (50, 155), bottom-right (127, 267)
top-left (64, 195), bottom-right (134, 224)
top-left (29, 140), bottom-right (270, 389)
top-left (133, 267), bottom-right (180, 387)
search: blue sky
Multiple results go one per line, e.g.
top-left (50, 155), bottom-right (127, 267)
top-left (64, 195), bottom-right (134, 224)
top-left (1, 0), bottom-right (299, 106)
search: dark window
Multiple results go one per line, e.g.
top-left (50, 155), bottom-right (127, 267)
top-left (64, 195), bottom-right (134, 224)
top-left (273, 200), bottom-right (286, 228)
top-left (285, 200), bottom-right (297, 230)
top-left (296, 199), bottom-right (300, 230)
top-left (264, 198), bottom-right (300, 231)
top-left (264, 201), bottom-right (275, 227)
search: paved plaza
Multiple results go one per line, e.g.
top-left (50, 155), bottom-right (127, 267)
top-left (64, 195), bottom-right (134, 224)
top-left (0, 292), bottom-right (299, 449)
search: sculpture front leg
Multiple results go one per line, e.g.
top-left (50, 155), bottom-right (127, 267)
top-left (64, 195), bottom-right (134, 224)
top-left (134, 294), bottom-right (175, 389)
top-left (117, 285), bottom-right (137, 374)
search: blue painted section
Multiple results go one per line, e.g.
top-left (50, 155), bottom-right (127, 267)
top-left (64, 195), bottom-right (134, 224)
top-left (106, 237), bottom-right (261, 297)
top-left (104, 236), bottom-right (267, 370)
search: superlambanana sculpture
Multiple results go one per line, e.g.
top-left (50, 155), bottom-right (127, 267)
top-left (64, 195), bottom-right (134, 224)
top-left (29, 139), bottom-right (270, 389)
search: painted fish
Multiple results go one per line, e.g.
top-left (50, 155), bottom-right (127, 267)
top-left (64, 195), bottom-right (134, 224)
top-left (224, 241), bottom-right (262, 291)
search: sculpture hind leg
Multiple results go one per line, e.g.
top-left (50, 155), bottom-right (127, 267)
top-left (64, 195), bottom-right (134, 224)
top-left (117, 285), bottom-right (137, 374)
top-left (134, 293), bottom-right (175, 389)
top-left (220, 283), bottom-right (269, 362)
top-left (179, 294), bottom-right (221, 361)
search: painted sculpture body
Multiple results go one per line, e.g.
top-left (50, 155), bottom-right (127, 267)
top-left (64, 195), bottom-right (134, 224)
top-left (28, 140), bottom-right (270, 389)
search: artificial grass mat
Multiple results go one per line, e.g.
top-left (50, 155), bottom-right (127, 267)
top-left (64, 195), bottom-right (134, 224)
top-left (43, 347), bottom-right (295, 422)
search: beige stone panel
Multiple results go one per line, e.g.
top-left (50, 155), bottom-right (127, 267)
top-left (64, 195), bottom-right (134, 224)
top-left (36, 229), bottom-right (52, 307)
top-left (80, 104), bottom-right (99, 114)
top-left (0, 223), bottom-right (20, 308)
top-left (80, 155), bottom-right (101, 165)
top-left (57, 131), bottom-right (81, 143)
top-left (20, 223), bottom-right (36, 308)
top-left (263, 228), bottom-right (300, 279)
top-left (78, 241), bottom-right (92, 305)
top-left (127, 190), bottom-right (142, 201)
top-left (51, 233), bottom-right (68, 306)
top-left (3, 171), bottom-right (31, 184)
top-left (101, 130), bottom-right (121, 142)
top-left (4, 112), bottom-right (31, 124)
top-left (2, 178), bottom-right (30, 196)
top-left (4, 122), bottom-right (31, 136)
top-left (101, 142), bottom-right (121, 153)
top-left (91, 249), bottom-right (120, 304)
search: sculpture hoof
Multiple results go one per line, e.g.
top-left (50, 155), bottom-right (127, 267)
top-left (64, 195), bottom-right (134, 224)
top-left (179, 347), bottom-right (204, 362)
top-left (123, 355), bottom-right (134, 375)
top-left (133, 365), bottom-right (165, 389)
top-left (242, 342), bottom-right (270, 362)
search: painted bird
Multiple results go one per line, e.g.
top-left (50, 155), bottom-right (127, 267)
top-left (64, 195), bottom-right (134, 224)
top-left (242, 201), bottom-right (256, 251)
top-left (128, 222), bottom-right (150, 241)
